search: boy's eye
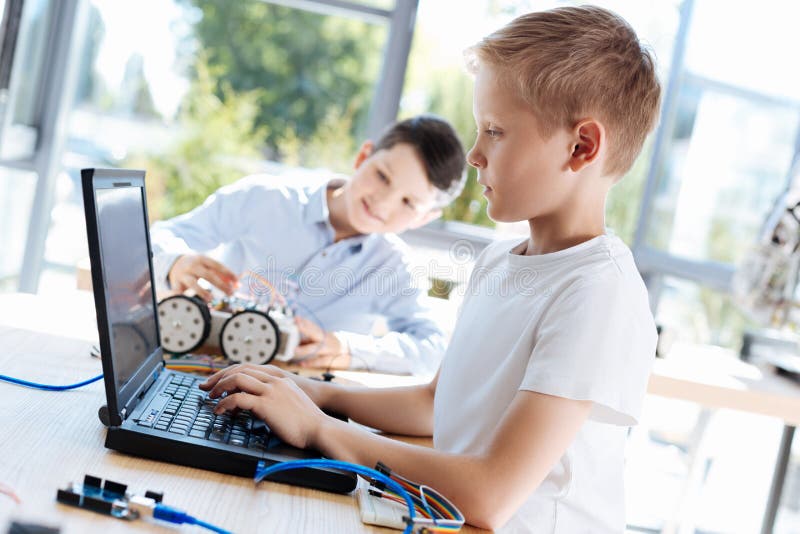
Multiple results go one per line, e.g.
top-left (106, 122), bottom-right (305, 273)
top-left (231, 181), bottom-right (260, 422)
top-left (403, 198), bottom-right (415, 210)
top-left (378, 171), bottom-right (389, 183)
top-left (485, 129), bottom-right (501, 137)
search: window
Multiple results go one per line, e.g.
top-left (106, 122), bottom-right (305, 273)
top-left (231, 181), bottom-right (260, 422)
top-left (401, 0), bottom-right (682, 240)
top-left (0, 169), bottom-right (36, 291)
top-left (37, 0), bottom-right (404, 291)
top-left (635, 0), bottom-right (800, 344)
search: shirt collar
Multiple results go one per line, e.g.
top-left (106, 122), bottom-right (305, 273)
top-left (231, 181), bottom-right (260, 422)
top-left (304, 177), bottom-right (369, 250)
top-left (303, 179), bottom-right (334, 225)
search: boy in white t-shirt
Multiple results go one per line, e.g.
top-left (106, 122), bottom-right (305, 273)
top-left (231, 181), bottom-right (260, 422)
top-left (200, 6), bottom-right (662, 532)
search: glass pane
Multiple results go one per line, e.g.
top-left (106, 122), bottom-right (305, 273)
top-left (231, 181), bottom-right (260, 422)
top-left (354, 0), bottom-right (394, 9)
top-left (645, 87), bottom-right (799, 263)
top-left (11, 0), bottom-right (52, 125)
top-left (0, 168), bottom-right (37, 292)
top-left (656, 276), bottom-right (755, 349)
top-left (45, 0), bottom-right (388, 280)
top-left (403, 0), bottom-right (680, 235)
top-left (686, 0), bottom-right (800, 102)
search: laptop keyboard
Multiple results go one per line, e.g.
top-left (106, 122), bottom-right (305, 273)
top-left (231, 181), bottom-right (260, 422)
top-left (138, 374), bottom-right (271, 451)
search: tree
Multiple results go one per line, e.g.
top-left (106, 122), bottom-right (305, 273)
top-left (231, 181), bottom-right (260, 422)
top-left (179, 0), bottom-right (383, 163)
top-left (126, 57), bottom-right (266, 221)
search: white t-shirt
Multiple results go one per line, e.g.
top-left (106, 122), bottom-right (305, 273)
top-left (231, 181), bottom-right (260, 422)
top-left (434, 234), bottom-right (656, 533)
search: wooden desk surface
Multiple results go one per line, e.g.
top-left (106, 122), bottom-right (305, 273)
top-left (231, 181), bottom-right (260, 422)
top-left (648, 342), bottom-right (800, 427)
top-left (4, 291), bottom-right (800, 533)
top-left (0, 293), bottom-right (484, 533)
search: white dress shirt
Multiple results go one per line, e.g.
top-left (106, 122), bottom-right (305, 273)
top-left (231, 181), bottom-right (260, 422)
top-left (150, 173), bottom-right (446, 375)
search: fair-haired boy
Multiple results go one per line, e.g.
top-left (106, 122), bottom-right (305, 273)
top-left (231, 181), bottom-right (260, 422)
top-left (200, 6), bottom-right (661, 532)
top-left (151, 115), bottom-right (466, 375)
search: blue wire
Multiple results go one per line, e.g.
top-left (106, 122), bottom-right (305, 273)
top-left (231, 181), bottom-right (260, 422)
top-left (154, 503), bottom-right (231, 534)
top-left (0, 373), bottom-right (104, 391)
top-left (189, 517), bottom-right (232, 534)
top-left (255, 459), bottom-right (416, 534)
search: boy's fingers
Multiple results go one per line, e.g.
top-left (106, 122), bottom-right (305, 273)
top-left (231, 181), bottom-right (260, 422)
top-left (200, 363), bottom-right (246, 389)
top-left (215, 391), bottom-right (259, 415)
top-left (208, 371), bottom-right (269, 399)
top-left (198, 267), bottom-right (234, 295)
top-left (294, 316), bottom-right (322, 340)
top-left (201, 257), bottom-right (238, 284)
top-left (201, 363), bottom-right (272, 389)
top-left (186, 279), bottom-right (212, 302)
top-left (293, 343), bottom-right (321, 358)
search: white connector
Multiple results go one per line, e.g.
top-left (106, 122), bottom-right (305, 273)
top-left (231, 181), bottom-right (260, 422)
top-left (127, 495), bottom-right (157, 520)
top-left (356, 486), bottom-right (407, 530)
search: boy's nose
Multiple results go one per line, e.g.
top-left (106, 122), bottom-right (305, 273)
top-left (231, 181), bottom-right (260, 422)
top-left (467, 144), bottom-right (486, 169)
top-left (369, 193), bottom-right (392, 220)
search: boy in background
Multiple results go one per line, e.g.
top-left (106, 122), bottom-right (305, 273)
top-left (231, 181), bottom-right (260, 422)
top-left (202, 6), bottom-right (661, 532)
top-left (151, 115), bottom-right (466, 375)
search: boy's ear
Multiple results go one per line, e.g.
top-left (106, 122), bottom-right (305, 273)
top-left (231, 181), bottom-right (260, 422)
top-left (568, 120), bottom-right (604, 172)
top-left (408, 208), bottom-right (443, 230)
top-left (354, 141), bottom-right (374, 169)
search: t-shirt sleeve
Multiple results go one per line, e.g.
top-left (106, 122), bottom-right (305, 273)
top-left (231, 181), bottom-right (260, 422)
top-left (519, 272), bottom-right (657, 426)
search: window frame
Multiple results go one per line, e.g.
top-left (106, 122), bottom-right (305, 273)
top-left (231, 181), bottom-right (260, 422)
top-left (7, 0), bottom-right (420, 292)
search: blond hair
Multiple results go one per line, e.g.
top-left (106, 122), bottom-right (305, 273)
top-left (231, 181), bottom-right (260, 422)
top-left (466, 6), bottom-right (661, 177)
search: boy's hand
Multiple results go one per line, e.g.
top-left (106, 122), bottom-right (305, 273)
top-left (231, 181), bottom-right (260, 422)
top-left (202, 369), bottom-right (326, 449)
top-left (199, 363), bottom-right (328, 406)
top-left (293, 316), bottom-right (351, 370)
top-left (168, 254), bottom-right (238, 301)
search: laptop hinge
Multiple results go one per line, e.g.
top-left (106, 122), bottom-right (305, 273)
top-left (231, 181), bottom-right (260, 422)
top-left (121, 364), bottom-right (162, 421)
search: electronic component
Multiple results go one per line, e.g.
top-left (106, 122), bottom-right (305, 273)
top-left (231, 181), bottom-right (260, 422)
top-left (8, 522), bottom-right (60, 534)
top-left (56, 474), bottom-right (154, 520)
top-left (157, 294), bottom-right (299, 364)
top-left (255, 459), bottom-right (465, 534)
top-left (357, 485), bottom-right (407, 529)
top-left (55, 474), bottom-right (229, 533)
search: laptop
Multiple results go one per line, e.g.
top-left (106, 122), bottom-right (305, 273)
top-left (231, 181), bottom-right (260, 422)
top-left (81, 168), bottom-right (356, 493)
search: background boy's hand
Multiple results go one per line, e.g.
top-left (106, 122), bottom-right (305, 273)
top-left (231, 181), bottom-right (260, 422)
top-left (168, 254), bottom-right (238, 301)
top-left (293, 316), bottom-right (351, 369)
top-left (201, 368), bottom-right (326, 449)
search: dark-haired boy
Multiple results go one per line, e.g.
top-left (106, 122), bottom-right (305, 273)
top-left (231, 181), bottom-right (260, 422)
top-left (151, 115), bottom-right (466, 375)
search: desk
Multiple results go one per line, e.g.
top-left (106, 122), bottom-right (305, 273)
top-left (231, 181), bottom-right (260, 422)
top-left (3, 293), bottom-right (800, 533)
top-left (0, 293), bottom-right (484, 533)
top-left (648, 343), bottom-right (800, 533)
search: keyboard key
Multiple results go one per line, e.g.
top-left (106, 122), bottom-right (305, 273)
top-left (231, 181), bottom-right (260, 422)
top-left (208, 431), bottom-right (227, 442)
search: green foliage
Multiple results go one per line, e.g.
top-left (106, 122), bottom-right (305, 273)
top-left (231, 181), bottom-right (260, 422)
top-left (126, 58), bottom-right (266, 221)
top-left (180, 0), bottom-right (383, 163)
top-left (401, 31), bottom-right (493, 228)
top-left (606, 141), bottom-right (653, 244)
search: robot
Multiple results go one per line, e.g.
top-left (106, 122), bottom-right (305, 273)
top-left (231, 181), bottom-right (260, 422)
top-left (734, 158), bottom-right (800, 327)
top-left (156, 294), bottom-right (300, 365)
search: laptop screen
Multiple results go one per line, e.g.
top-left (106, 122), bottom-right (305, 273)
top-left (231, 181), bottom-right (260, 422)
top-left (94, 184), bottom-right (159, 392)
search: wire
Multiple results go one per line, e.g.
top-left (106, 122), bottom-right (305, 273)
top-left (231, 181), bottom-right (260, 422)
top-left (254, 459), bottom-right (417, 534)
top-left (0, 483), bottom-right (21, 504)
top-left (190, 517), bottom-right (232, 534)
top-left (153, 503), bottom-right (231, 534)
top-left (0, 373), bottom-right (103, 391)
top-left (240, 270), bottom-right (286, 307)
top-left (418, 485), bottom-right (436, 523)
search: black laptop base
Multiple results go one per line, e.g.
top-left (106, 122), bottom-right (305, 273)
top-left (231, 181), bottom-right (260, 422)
top-left (105, 427), bottom-right (356, 494)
